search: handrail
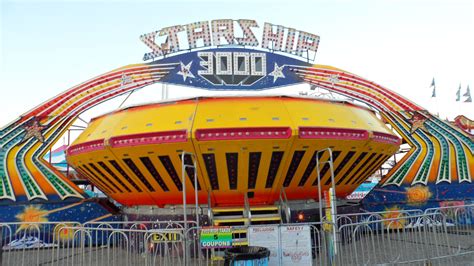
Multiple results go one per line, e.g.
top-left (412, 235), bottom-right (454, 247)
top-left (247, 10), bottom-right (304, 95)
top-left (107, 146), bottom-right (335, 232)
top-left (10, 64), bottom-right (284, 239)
top-left (180, 151), bottom-right (199, 266)
top-left (279, 187), bottom-right (291, 223)
top-left (180, 151), bottom-right (200, 229)
top-left (316, 147), bottom-right (338, 256)
top-left (207, 189), bottom-right (213, 225)
top-left (244, 193), bottom-right (251, 226)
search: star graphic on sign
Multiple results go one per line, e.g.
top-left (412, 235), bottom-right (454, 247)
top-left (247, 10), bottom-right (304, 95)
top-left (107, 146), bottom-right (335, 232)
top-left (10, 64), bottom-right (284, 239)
top-left (269, 63), bottom-right (285, 83)
top-left (177, 61), bottom-right (195, 82)
top-left (22, 119), bottom-right (46, 143)
top-left (408, 111), bottom-right (428, 134)
top-left (328, 74), bottom-right (340, 85)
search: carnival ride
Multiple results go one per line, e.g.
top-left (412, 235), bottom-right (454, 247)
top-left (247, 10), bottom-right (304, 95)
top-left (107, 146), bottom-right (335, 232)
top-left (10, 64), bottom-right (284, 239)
top-left (66, 95), bottom-right (400, 207)
top-left (0, 21), bottom-right (473, 224)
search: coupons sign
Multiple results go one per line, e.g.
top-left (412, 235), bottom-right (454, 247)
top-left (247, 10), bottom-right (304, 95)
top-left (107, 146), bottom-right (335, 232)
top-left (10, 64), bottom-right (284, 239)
top-left (200, 226), bottom-right (233, 249)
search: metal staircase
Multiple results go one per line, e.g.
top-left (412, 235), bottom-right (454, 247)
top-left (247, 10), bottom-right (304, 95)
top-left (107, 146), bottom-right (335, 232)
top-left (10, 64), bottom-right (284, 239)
top-left (209, 193), bottom-right (282, 226)
top-left (205, 189), bottom-right (290, 248)
top-left (211, 205), bottom-right (282, 226)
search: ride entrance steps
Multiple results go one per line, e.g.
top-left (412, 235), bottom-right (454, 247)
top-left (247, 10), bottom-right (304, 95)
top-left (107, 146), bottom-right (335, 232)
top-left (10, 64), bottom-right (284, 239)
top-left (210, 205), bottom-right (281, 226)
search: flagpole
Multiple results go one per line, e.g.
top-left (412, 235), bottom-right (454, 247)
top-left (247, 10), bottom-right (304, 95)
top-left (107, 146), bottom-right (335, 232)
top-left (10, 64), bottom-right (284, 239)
top-left (430, 77), bottom-right (438, 116)
top-left (462, 85), bottom-right (472, 117)
top-left (455, 83), bottom-right (462, 119)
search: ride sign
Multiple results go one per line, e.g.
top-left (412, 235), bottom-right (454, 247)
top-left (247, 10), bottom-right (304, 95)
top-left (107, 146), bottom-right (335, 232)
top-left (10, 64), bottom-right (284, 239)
top-left (200, 226), bottom-right (233, 249)
top-left (140, 19), bottom-right (320, 61)
top-left (154, 47), bottom-right (311, 90)
top-left (138, 19), bottom-right (318, 90)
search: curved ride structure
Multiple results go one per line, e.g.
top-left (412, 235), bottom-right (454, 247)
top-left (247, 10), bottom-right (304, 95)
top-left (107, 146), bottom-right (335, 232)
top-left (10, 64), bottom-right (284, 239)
top-left (66, 96), bottom-right (400, 206)
top-left (0, 20), bottom-right (472, 223)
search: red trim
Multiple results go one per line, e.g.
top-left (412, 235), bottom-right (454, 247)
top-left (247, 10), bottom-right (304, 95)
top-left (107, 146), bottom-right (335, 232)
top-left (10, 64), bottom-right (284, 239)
top-left (27, 66), bottom-right (160, 119)
top-left (296, 67), bottom-right (421, 111)
top-left (42, 79), bottom-right (157, 135)
top-left (67, 139), bottom-right (105, 156)
top-left (109, 130), bottom-right (187, 148)
top-left (195, 127), bottom-right (292, 141)
top-left (299, 127), bottom-right (369, 140)
top-left (372, 131), bottom-right (401, 145)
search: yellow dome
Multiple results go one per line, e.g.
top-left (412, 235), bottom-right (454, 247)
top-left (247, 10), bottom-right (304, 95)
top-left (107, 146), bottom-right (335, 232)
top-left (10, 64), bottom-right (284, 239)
top-left (67, 96), bottom-right (400, 206)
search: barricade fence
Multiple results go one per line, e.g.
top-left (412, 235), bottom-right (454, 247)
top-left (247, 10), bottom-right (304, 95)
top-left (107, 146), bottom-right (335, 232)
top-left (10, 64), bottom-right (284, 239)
top-left (1, 204), bottom-right (473, 265)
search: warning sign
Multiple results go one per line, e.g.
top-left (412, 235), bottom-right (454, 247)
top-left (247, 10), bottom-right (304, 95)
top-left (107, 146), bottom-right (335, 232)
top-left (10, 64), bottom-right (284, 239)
top-left (280, 225), bottom-right (312, 265)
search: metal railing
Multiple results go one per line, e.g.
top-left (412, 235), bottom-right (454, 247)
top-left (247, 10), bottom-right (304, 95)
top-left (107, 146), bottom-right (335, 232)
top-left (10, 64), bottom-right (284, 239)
top-left (244, 192), bottom-right (251, 226)
top-left (207, 189), bottom-right (213, 225)
top-left (2, 204), bottom-right (474, 265)
top-left (279, 187), bottom-right (291, 223)
top-left (180, 151), bottom-right (200, 230)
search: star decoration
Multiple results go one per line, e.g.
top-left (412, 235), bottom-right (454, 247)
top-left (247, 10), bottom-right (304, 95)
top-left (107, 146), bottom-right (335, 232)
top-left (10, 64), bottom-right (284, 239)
top-left (15, 205), bottom-right (49, 232)
top-left (328, 74), bottom-right (340, 84)
top-left (269, 63), bottom-right (285, 83)
top-left (120, 73), bottom-right (133, 86)
top-left (177, 61), bottom-right (195, 82)
top-left (408, 111), bottom-right (428, 134)
top-left (22, 119), bottom-right (46, 143)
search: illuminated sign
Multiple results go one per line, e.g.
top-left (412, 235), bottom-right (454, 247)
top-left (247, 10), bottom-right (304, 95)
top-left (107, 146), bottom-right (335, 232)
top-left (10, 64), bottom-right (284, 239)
top-left (141, 19), bottom-right (320, 61)
top-left (155, 47), bottom-right (310, 90)
top-left (150, 230), bottom-right (182, 243)
top-left (197, 51), bottom-right (266, 86)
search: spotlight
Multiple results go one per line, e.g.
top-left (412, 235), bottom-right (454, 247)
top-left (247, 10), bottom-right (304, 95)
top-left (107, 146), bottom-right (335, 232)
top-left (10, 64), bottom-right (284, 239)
top-left (297, 212), bottom-right (305, 221)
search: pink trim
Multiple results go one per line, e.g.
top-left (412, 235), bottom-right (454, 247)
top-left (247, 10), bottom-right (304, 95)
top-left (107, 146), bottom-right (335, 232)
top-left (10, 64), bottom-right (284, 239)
top-left (195, 127), bottom-right (292, 141)
top-left (67, 139), bottom-right (105, 156)
top-left (299, 127), bottom-right (369, 140)
top-left (372, 131), bottom-right (401, 145)
top-left (109, 130), bottom-right (187, 148)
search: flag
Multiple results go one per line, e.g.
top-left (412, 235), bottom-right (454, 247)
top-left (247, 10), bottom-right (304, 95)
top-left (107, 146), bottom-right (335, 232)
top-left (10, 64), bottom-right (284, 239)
top-left (456, 84), bottom-right (461, 101)
top-left (463, 85), bottom-right (470, 97)
top-left (465, 85), bottom-right (472, 103)
top-left (430, 78), bottom-right (436, 98)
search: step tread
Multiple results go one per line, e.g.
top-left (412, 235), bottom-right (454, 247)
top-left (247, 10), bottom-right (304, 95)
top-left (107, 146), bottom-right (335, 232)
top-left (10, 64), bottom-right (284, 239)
top-left (212, 207), bottom-right (245, 212)
top-left (250, 213), bottom-right (281, 218)
top-left (251, 216), bottom-right (281, 222)
top-left (213, 218), bottom-right (248, 223)
top-left (212, 215), bottom-right (245, 220)
top-left (250, 206), bottom-right (279, 211)
top-left (212, 205), bottom-right (279, 213)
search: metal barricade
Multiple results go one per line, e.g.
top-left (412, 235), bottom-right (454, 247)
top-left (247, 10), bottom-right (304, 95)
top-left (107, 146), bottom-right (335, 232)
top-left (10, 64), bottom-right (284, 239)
top-left (336, 208), bottom-right (424, 225)
top-left (336, 212), bottom-right (474, 265)
top-left (0, 222), bottom-right (80, 266)
top-left (2, 205), bottom-right (474, 265)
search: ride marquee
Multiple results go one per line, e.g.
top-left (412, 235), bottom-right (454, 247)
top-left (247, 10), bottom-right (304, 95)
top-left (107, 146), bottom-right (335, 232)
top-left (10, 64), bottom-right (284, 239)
top-left (137, 20), bottom-right (320, 91)
top-left (140, 19), bottom-right (320, 61)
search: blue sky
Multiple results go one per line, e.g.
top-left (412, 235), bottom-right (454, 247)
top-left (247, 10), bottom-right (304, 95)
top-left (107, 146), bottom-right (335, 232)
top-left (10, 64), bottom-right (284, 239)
top-left (1, 0), bottom-right (473, 127)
